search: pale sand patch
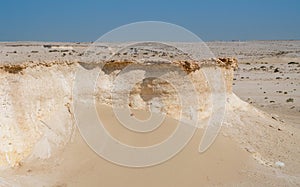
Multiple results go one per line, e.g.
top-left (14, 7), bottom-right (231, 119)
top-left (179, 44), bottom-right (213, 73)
top-left (1, 105), bottom-right (256, 187)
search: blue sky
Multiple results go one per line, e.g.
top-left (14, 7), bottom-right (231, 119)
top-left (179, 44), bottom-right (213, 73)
top-left (0, 0), bottom-right (299, 42)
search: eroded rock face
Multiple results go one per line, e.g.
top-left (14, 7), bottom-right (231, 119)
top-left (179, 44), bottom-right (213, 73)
top-left (0, 62), bottom-right (76, 168)
top-left (95, 59), bottom-right (235, 123)
top-left (0, 56), bottom-right (236, 168)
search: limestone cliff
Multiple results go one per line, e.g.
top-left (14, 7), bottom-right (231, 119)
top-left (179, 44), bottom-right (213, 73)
top-left (0, 56), bottom-right (237, 168)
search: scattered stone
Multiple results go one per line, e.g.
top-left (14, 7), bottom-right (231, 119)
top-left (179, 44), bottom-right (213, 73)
top-left (43, 45), bottom-right (52, 48)
top-left (274, 68), bottom-right (280, 73)
top-left (288, 62), bottom-right (299, 65)
top-left (260, 65), bottom-right (267, 69)
top-left (275, 161), bottom-right (285, 168)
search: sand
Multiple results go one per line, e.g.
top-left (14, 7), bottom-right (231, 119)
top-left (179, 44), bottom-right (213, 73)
top-left (0, 105), bottom-right (254, 186)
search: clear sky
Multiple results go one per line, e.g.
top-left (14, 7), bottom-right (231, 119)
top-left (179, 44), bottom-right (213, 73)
top-left (1, 0), bottom-right (299, 42)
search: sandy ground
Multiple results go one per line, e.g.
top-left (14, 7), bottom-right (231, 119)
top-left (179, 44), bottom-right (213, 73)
top-left (0, 105), bottom-right (255, 187)
top-left (233, 57), bottom-right (300, 129)
top-left (0, 41), bottom-right (299, 186)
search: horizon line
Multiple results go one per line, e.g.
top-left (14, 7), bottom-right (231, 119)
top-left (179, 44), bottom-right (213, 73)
top-left (1, 39), bottom-right (300, 43)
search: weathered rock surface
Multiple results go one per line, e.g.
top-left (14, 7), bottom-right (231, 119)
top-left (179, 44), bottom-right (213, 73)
top-left (0, 51), bottom-right (237, 169)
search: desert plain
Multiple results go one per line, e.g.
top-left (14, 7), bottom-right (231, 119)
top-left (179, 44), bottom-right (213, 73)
top-left (0, 40), bottom-right (299, 186)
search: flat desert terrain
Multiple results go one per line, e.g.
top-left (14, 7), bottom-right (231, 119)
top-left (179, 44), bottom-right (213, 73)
top-left (0, 41), bottom-right (299, 186)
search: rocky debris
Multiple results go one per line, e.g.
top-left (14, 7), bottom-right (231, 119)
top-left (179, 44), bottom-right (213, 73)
top-left (200, 57), bottom-right (238, 70)
top-left (7, 51), bottom-right (17, 54)
top-left (275, 161), bottom-right (285, 168)
top-left (107, 42), bottom-right (193, 63)
top-left (216, 58), bottom-right (238, 70)
top-left (274, 68), bottom-right (280, 73)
